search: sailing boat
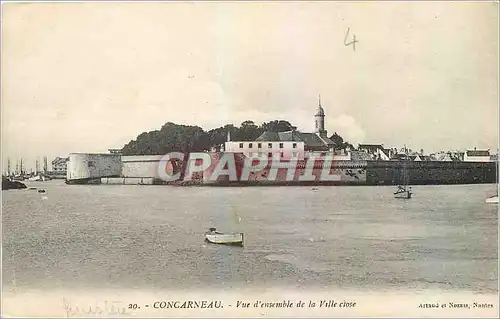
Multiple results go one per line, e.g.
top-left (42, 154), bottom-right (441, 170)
top-left (394, 153), bottom-right (412, 199)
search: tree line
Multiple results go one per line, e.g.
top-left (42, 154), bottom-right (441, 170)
top-left (121, 120), bottom-right (353, 155)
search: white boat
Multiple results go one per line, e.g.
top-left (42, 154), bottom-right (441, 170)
top-left (205, 228), bottom-right (244, 246)
top-left (485, 195), bottom-right (499, 204)
top-left (28, 174), bottom-right (49, 182)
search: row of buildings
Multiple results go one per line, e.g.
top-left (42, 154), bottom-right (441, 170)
top-left (55, 97), bottom-right (498, 176)
top-left (222, 99), bottom-right (496, 163)
top-left (348, 145), bottom-right (495, 162)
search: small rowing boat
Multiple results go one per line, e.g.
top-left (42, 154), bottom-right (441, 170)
top-left (205, 228), bottom-right (244, 246)
top-left (485, 195), bottom-right (498, 204)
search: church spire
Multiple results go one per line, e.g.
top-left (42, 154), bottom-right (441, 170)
top-left (314, 95), bottom-right (327, 138)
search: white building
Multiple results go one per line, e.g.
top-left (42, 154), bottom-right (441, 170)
top-left (224, 97), bottom-right (342, 160)
top-left (463, 149), bottom-right (491, 162)
top-left (224, 140), bottom-right (306, 160)
top-left (431, 152), bottom-right (453, 162)
top-left (357, 144), bottom-right (391, 160)
top-left (52, 157), bottom-right (69, 172)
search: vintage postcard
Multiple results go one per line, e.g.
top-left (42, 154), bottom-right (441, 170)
top-left (1, 1), bottom-right (499, 318)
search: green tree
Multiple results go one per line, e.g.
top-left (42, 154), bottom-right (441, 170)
top-left (239, 120), bottom-right (264, 141)
top-left (122, 121), bottom-right (352, 155)
top-left (261, 120), bottom-right (296, 132)
top-left (329, 132), bottom-right (353, 150)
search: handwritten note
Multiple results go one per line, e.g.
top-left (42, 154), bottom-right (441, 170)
top-left (344, 27), bottom-right (358, 51)
top-left (62, 297), bottom-right (131, 317)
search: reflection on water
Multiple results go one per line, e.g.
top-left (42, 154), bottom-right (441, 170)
top-left (2, 181), bottom-right (498, 293)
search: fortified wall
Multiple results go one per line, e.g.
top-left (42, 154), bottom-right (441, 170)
top-left (65, 152), bottom-right (498, 186)
top-left (66, 153), bottom-right (122, 183)
top-left (366, 161), bottom-right (498, 185)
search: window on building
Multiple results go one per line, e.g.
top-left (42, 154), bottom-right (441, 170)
top-left (292, 152), bottom-right (297, 157)
top-left (249, 143), bottom-right (253, 148)
top-left (281, 152), bottom-right (284, 158)
top-left (268, 143), bottom-right (272, 148)
top-left (279, 143), bottom-right (284, 149)
top-left (248, 152), bottom-right (253, 157)
top-left (268, 152), bottom-right (272, 158)
top-left (239, 143), bottom-right (243, 148)
top-left (293, 143), bottom-right (297, 148)
top-left (258, 143), bottom-right (262, 148)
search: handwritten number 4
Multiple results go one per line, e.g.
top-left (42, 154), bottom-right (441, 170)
top-left (344, 27), bottom-right (358, 51)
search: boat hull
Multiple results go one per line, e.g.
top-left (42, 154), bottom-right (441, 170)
top-left (394, 191), bottom-right (412, 199)
top-left (205, 233), bottom-right (244, 246)
top-left (486, 195), bottom-right (499, 204)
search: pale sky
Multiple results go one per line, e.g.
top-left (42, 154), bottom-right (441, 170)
top-left (1, 1), bottom-right (498, 170)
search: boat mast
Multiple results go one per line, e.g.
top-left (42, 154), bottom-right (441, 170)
top-left (43, 156), bottom-right (48, 173)
top-left (403, 158), bottom-right (407, 188)
top-left (403, 145), bottom-right (408, 188)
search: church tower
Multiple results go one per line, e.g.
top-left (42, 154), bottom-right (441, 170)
top-left (315, 94), bottom-right (327, 138)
